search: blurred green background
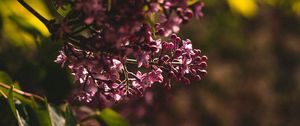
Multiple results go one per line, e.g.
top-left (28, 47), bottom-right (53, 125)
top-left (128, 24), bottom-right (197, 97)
top-left (0, 0), bottom-right (300, 126)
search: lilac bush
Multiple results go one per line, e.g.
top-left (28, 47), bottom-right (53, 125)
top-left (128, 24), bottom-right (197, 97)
top-left (52, 0), bottom-right (208, 107)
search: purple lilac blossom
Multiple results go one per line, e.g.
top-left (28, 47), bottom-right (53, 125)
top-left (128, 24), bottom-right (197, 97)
top-left (53, 0), bottom-right (207, 107)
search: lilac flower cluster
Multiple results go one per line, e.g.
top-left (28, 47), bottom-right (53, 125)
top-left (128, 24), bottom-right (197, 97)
top-left (54, 0), bottom-right (207, 107)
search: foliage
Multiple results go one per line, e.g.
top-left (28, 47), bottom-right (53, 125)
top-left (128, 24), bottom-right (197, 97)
top-left (0, 0), bottom-right (131, 125)
top-left (0, 78), bottom-right (128, 126)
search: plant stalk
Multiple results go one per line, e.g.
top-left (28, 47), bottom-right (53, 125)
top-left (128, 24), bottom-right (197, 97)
top-left (0, 82), bottom-right (45, 102)
top-left (17, 0), bottom-right (51, 28)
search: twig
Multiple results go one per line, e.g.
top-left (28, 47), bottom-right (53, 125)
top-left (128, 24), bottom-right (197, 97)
top-left (0, 89), bottom-right (8, 98)
top-left (17, 0), bottom-right (51, 29)
top-left (126, 58), bottom-right (182, 65)
top-left (0, 82), bottom-right (45, 102)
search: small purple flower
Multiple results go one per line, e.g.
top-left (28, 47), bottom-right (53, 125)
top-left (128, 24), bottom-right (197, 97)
top-left (193, 2), bottom-right (205, 18)
top-left (159, 15), bottom-right (182, 36)
top-left (144, 68), bottom-right (164, 85)
top-left (132, 68), bottom-right (163, 90)
top-left (54, 51), bottom-right (67, 68)
top-left (134, 51), bottom-right (150, 68)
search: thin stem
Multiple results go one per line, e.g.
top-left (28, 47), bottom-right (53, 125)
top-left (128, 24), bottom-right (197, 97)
top-left (71, 25), bottom-right (91, 35)
top-left (83, 64), bottom-right (97, 83)
top-left (123, 66), bottom-right (129, 91)
top-left (17, 0), bottom-right (50, 28)
top-left (0, 82), bottom-right (45, 102)
top-left (126, 58), bottom-right (138, 65)
top-left (126, 58), bottom-right (182, 65)
top-left (128, 72), bottom-right (140, 81)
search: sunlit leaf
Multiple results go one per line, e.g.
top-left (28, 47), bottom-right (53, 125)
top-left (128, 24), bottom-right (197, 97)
top-left (227, 0), bottom-right (257, 18)
top-left (99, 108), bottom-right (129, 126)
top-left (293, 1), bottom-right (300, 16)
top-left (188, 0), bottom-right (199, 6)
top-left (0, 0), bottom-right (52, 48)
top-left (1, 0), bottom-right (52, 36)
top-left (9, 15), bottom-right (42, 38)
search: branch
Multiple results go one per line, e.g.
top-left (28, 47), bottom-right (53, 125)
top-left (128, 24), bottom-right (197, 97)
top-left (126, 58), bottom-right (182, 65)
top-left (17, 0), bottom-right (51, 28)
top-left (0, 82), bottom-right (45, 102)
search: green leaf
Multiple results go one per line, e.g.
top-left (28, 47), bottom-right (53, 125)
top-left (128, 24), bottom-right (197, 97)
top-left (0, 71), bottom-right (13, 84)
top-left (7, 86), bottom-right (29, 126)
top-left (8, 15), bottom-right (43, 38)
top-left (99, 108), bottom-right (129, 126)
top-left (8, 86), bottom-right (17, 117)
top-left (147, 12), bottom-right (156, 37)
top-left (0, 83), bottom-right (32, 105)
top-left (188, 0), bottom-right (200, 6)
top-left (31, 98), bottom-right (67, 126)
top-left (57, 4), bottom-right (72, 17)
top-left (65, 105), bottom-right (77, 126)
top-left (2, 85), bottom-right (68, 126)
top-left (43, 0), bottom-right (64, 19)
top-left (12, 82), bottom-right (22, 90)
top-left (30, 98), bottom-right (52, 126)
